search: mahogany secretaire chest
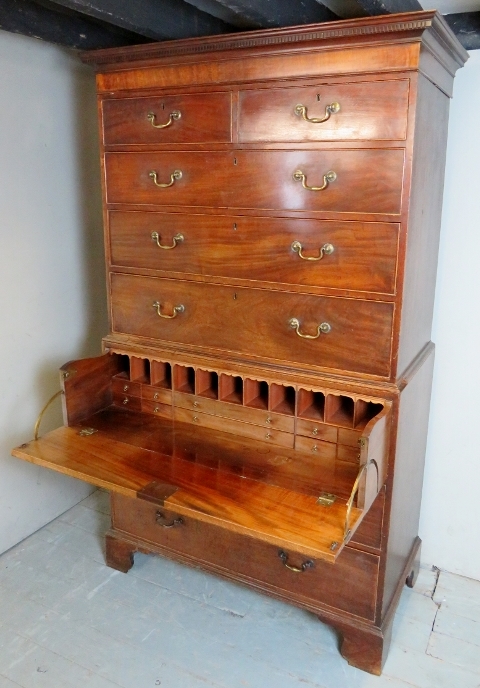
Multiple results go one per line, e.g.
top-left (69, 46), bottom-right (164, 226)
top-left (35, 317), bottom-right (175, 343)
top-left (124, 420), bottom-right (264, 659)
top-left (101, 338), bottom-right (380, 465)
top-left (13, 11), bottom-right (467, 675)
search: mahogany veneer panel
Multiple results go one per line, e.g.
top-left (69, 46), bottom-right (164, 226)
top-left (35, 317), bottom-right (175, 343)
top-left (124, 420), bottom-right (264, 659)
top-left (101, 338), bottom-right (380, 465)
top-left (104, 149), bottom-right (405, 215)
top-left (110, 273), bottom-right (394, 377)
top-left (108, 211), bottom-right (400, 295)
top-left (238, 79), bottom-right (410, 142)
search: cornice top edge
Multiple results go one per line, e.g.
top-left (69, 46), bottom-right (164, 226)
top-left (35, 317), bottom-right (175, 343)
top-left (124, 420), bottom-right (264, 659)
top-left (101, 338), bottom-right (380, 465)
top-left (80, 10), bottom-right (466, 68)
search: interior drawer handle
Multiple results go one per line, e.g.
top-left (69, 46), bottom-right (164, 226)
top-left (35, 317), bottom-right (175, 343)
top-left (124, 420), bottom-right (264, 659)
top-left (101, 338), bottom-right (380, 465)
top-left (156, 511), bottom-right (184, 528)
top-left (153, 301), bottom-right (185, 318)
top-left (291, 241), bottom-right (334, 261)
top-left (147, 110), bottom-right (181, 128)
top-left (289, 318), bottom-right (331, 338)
top-left (151, 231), bottom-right (184, 250)
top-left (293, 169), bottom-right (336, 191)
top-left (278, 550), bottom-right (314, 573)
top-left (149, 169), bottom-right (182, 188)
top-left (294, 102), bottom-right (340, 123)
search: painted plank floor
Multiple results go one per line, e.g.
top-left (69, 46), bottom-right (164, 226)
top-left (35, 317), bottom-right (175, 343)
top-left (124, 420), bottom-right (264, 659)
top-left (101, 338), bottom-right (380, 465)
top-left (0, 490), bottom-right (479, 688)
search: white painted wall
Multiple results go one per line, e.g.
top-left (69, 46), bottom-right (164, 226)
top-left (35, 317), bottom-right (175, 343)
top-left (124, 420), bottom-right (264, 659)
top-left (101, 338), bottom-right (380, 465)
top-left (0, 30), bottom-right (107, 554)
top-left (419, 50), bottom-right (480, 581)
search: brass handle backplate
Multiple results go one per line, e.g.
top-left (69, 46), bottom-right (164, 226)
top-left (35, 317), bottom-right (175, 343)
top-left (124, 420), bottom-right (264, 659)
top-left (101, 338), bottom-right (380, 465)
top-left (151, 231), bottom-right (184, 250)
top-left (147, 110), bottom-right (181, 128)
top-left (294, 102), bottom-right (340, 123)
top-left (152, 301), bottom-right (185, 318)
top-left (278, 550), bottom-right (314, 573)
top-left (289, 317), bottom-right (331, 338)
top-left (155, 511), bottom-right (184, 528)
top-left (293, 169), bottom-right (336, 191)
top-left (291, 241), bottom-right (334, 261)
top-left (149, 169), bottom-right (182, 188)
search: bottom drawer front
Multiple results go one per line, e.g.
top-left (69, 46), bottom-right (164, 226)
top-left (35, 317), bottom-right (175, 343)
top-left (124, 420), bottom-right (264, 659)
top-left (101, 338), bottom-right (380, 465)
top-left (112, 493), bottom-right (379, 620)
top-left (110, 273), bottom-right (393, 377)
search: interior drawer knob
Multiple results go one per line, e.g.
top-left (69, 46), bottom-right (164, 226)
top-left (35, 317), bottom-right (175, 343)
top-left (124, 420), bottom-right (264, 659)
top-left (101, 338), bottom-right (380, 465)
top-left (291, 241), bottom-right (334, 261)
top-left (294, 102), bottom-right (340, 123)
top-left (149, 169), bottom-right (182, 188)
top-left (152, 301), bottom-right (185, 319)
top-left (155, 511), bottom-right (184, 528)
top-left (289, 318), bottom-right (331, 339)
top-left (147, 110), bottom-right (181, 128)
top-left (293, 169), bottom-right (336, 191)
top-left (278, 550), bottom-right (314, 573)
top-left (151, 231), bottom-right (184, 250)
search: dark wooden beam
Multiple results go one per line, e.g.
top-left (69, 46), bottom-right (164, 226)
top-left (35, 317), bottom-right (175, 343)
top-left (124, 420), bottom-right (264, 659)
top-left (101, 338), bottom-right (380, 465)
top-left (44, 0), bottom-right (234, 40)
top-left (445, 12), bottom-right (480, 51)
top-left (0, 0), bottom-right (148, 49)
top-left (185, 0), bottom-right (338, 30)
top-left (350, 0), bottom-right (422, 15)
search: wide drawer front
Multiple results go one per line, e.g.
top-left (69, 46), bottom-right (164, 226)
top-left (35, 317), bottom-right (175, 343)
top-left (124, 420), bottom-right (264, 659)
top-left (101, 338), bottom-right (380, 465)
top-left (102, 92), bottom-right (232, 145)
top-left (109, 211), bottom-right (399, 295)
top-left (105, 149), bottom-right (404, 215)
top-left (110, 273), bottom-right (394, 377)
top-left (238, 79), bottom-right (409, 142)
top-left (111, 493), bottom-right (379, 620)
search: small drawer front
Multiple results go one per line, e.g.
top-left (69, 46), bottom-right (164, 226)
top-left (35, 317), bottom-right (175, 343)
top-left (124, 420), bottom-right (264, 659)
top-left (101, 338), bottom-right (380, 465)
top-left (142, 385), bottom-right (173, 405)
top-left (108, 211), bottom-right (399, 295)
top-left (110, 273), bottom-right (394, 377)
top-left (238, 79), bottom-right (409, 142)
top-left (111, 378), bottom-right (141, 397)
top-left (112, 393), bottom-right (142, 411)
top-left (105, 149), bottom-right (404, 216)
top-left (112, 493), bottom-right (379, 620)
top-left (141, 399), bottom-right (173, 419)
top-left (174, 406), bottom-right (295, 448)
top-left (174, 392), bottom-right (295, 433)
top-left (102, 92), bottom-right (231, 145)
top-left (294, 436), bottom-right (336, 461)
top-left (296, 419), bottom-right (338, 442)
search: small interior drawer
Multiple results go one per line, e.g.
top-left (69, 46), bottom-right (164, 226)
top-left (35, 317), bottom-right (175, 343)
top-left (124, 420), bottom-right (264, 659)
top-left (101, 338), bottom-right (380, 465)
top-left (102, 91), bottom-right (232, 145)
top-left (238, 78), bottom-right (409, 142)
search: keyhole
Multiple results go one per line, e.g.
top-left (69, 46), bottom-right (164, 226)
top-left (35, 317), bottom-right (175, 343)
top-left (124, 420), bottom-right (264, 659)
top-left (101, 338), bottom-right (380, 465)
top-left (233, 293), bottom-right (237, 300)
top-left (316, 94), bottom-right (321, 101)
top-left (233, 157), bottom-right (237, 166)
top-left (233, 223), bottom-right (237, 231)
top-left (161, 103), bottom-right (165, 110)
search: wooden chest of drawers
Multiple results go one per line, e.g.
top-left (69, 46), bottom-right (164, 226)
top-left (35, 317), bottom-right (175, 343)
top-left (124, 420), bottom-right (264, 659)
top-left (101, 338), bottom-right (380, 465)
top-left (12, 11), bottom-right (467, 675)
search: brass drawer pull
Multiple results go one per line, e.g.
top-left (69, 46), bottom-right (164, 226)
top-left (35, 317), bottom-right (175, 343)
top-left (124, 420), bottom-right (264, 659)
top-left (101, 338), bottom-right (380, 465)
top-left (156, 511), bottom-right (184, 528)
top-left (293, 169), bottom-right (336, 191)
top-left (291, 241), bottom-right (334, 261)
top-left (151, 231), bottom-right (184, 250)
top-left (289, 318), bottom-right (331, 338)
top-left (149, 169), bottom-right (182, 188)
top-left (278, 550), bottom-right (314, 573)
top-left (294, 102), bottom-right (340, 123)
top-left (147, 110), bottom-right (181, 128)
top-left (152, 301), bottom-right (185, 318)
